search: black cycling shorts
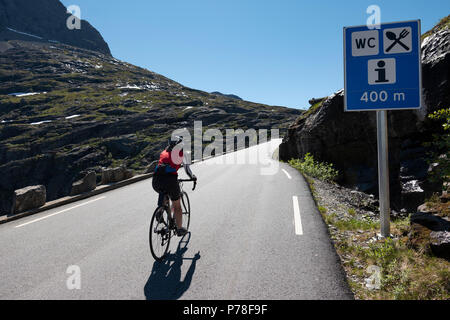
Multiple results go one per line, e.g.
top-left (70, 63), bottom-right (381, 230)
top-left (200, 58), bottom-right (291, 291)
top-left (152, 173), bottom-right (181, 202)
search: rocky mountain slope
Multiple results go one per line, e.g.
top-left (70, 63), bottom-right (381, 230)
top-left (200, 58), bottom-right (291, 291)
top-left (211, 92), bottom-right (243, 101)
top-left (280, 16), bottom-right (450, 211)
top-left (0, 12), bottom-right (301, 215)
top-left (0, 0), bottom-right (110, 55)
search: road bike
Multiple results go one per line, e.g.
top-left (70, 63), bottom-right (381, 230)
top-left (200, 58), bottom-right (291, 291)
top-left (149, 179), bottom-right (196, 261)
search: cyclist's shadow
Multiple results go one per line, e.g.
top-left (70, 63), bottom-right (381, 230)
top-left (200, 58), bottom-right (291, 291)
top-left (144, 232), bottom-right (201, 300)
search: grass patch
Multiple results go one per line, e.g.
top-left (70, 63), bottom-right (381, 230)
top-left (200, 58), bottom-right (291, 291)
top-left (288, 153), bottom-right (339, 182)
top-left (318, 206), bottom-right (328, 215)
top-left (348, 208), bottom-right (357, 216)
top-left (424, 193), bottom-right (450, 217)
top-left (322, 208), bottom-right (449, 299)
top-left (299, 99), bottom-right (324, 120)
top-left (422, 14), bottom-right (450, 41)
top-left (334, 218), bottom-right (380, 231)
top-left (293, 170), bottom-right (450, 300)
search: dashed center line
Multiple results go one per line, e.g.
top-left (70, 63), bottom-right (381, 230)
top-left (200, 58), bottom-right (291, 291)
top-left (15, 196), bottom-right (107, 228)
top-left (282, 169), bottom-right (292, 179)
top-left (292, 196), bottom-right (304, 235)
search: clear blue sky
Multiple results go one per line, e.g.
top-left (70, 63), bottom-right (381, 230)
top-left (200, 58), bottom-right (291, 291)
top-left (61, 0), bottom-right (449, 110)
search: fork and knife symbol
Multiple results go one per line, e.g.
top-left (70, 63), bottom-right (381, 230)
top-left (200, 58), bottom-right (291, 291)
top-left (385, 29), bottom-right (410, 52)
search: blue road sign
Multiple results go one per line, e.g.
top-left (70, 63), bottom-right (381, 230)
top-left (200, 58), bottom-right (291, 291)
top-left (344, 20), bottom-right (422, 111)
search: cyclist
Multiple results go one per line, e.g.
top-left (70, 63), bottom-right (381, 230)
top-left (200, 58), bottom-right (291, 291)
top-left (152, 136), bottom-right (197, 237)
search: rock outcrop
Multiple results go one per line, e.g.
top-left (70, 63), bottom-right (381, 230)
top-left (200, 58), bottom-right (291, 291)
top-left (101, 167), bottom-right (133, 184)
top-left (409, 202), bottom-right (450, 260)
top-left (211, 92), bottom-right (243, 101)
top-left (70, 171), bottom-right (96, 196)
top-left (0, 0), bottom-right (110, 55)
top-left (280, 18), bottom-right (450, 211)
top-left (12, 185), bottom-right (46, 214)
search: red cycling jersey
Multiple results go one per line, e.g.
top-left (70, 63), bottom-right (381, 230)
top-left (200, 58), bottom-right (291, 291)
top-left (158, 149), bottom-right (183, 175)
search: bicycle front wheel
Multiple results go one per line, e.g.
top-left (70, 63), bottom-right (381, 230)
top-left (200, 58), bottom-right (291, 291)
top-left (181, 191), bottom-right (191, 231)
top-left (149, 206), bottom-right (171, 261)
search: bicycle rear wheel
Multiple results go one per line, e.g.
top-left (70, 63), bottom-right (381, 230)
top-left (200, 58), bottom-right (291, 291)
top-left (149, 206), bottom-right (171, 261)
top-left (181, 191), bottom-right (191, 231)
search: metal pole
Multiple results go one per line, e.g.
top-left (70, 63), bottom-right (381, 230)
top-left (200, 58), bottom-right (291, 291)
top-left (377, 110), bottom-right (390, 237)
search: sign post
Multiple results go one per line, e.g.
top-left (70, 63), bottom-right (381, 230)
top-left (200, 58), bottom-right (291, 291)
top-left (344, 20), bottom-right (422, 237)
top-left (377, 110), bottom-right (390, 237)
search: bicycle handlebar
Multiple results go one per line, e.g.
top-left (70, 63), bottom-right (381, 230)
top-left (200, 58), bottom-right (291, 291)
top-left (178, 179), bottom-right (197, 191)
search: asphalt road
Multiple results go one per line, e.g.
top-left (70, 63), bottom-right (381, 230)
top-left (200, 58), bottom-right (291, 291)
top-left (0, 139), bottom-right (353, 300)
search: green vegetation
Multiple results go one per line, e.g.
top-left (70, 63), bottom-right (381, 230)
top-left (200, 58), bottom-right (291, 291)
top-left (318, 206), bottom-right (327, 215)
top-left (423, 193), bottom-right (450, 218)
top-left (339, 228), bottom-right (450, 300)
top-left (422, 15), bottom-right (450, 41)
top-left (315, 196), bottom-right (450, 299)
top-left (426, 108), bottom-right (450, 187)
top-left (299, 100), bottom-right (324, 120)
top-left (336, 217), bottom-right (379, 231)
top-left (293, 171), bottom-right (450, 299)
top-left (288, 153), bottom-right (339, 182)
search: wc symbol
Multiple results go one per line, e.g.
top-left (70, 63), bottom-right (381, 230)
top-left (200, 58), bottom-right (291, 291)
top-left (368, 58), bottom-right (396, 85)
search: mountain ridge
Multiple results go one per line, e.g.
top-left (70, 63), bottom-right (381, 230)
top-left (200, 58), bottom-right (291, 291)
top-left (0, 0), bottom-right (111, 55)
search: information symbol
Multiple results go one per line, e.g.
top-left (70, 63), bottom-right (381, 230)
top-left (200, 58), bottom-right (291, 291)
top-left (375, 60), bottom-right (389, 83)
top-left (368, 58), bottom-right (396, 85)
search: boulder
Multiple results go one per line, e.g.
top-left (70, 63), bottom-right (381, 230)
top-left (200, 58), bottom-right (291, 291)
top-left (101, 167), bottom-right (133, 184)
top-left (308, 97), bottom-right (326, 106)
top-left (408, 207), bottom-right (450, 259)
top-left (430, 231), bottom-right (450, 259)
top-left (70, 171), bottom-right (96, 196)
top-left (12, 185), bottom-right (46, 214)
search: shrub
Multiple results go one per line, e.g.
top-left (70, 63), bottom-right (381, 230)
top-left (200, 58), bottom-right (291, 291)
top-left (427, 108), bottom-right (450, 187)
top-left (288, 153), bottom-right (339, 182)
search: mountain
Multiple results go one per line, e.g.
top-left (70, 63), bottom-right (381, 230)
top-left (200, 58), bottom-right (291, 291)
top-left (211, 92), bottom-right (243, 101)
top-left (279, 15), bottom-right (450, 211)
top-left (0, 0), bottom-right (110, 55)
top-left (0, 11), bottom-right (301, 214)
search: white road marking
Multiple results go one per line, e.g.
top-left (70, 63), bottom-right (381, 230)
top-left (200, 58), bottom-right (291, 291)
top-left (292, 196), bottom-right (303, 235)
top-left (15, 196), bottom-right (107, 228)
top-left (282, 169), bottom-right (292, 179)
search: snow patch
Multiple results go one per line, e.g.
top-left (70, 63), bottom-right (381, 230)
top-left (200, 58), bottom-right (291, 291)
top-left (118, 83), bottom-right (160, 91)
top-left (119, 85), bottom-right (142, 90)
top-left (8, 92), bottom-right (47, 97)
top-left (65, 115), bottom-right (80, 120)
top-left (30, 120), bottom-right (52, 125)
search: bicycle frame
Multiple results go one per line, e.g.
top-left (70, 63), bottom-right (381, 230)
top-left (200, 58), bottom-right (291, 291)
top-left (150, 178), bottom-right (195, 261)
top-left (161, 179), bottom-right (195, 230)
